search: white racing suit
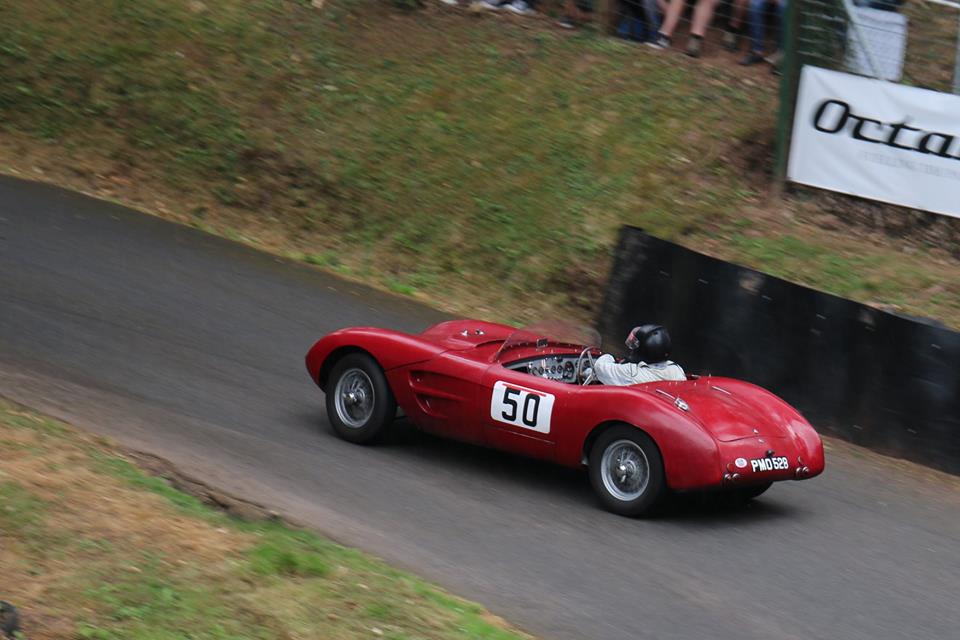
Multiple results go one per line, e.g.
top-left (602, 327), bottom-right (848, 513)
top-left (591, 354), bottom-right (686, 386)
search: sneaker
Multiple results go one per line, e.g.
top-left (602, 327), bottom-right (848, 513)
top-left (439, 0), bottom-right (459, 5)
top-left (646, 34), bottom-right (670, 50)
top-left (557, 17), bottom-right (575, 29)
top-left (685, 36), bottom-right (703, 58)
top-left (722, 29), bottom-right (740, 52)
top-left (739, 52), bottom-right (764, 66)
top-left (502, 0), bottom-right (534, 14)
top-left (474, 0), bottom-right (502, 10)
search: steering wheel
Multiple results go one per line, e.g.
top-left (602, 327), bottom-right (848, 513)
top-left (576, 347), bottom-right (599, 385)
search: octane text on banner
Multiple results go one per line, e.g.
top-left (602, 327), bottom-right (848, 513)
top-left (788, 66), bottom-right (960, 219)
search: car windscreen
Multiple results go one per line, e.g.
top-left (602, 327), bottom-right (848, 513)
top-left (494, 321), bottom-right (600, 362)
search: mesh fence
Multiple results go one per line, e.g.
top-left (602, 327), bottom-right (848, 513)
top-left (772, 0), bottom-right (960, 178)
top-left (452, 0), bottom-right (960, 90)
top-left (449, 0), bottom-right (791, 63)
top-left (595, 0), bottom-right (787, 60)
top-left (792, 0), bottom-right (960, 92)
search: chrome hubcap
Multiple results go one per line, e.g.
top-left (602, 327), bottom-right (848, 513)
top-left (334, 369), bottom-right (375, 428)
top-left (601, 440), bottom-right (649, 501)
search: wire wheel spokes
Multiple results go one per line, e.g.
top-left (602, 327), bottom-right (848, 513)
top-left (334, 368), bottom-right (375, 428)
top-left (600, 439), bottom-right (650, 501)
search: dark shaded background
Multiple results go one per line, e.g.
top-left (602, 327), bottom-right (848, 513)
top-left (600, 226), bottom-right (960, 473)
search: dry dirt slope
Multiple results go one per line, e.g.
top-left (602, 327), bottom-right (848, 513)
top-left (0, 400), bottom-right (530, 640)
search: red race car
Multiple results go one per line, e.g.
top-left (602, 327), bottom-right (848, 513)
top-left (305, 319), bottom-right (825, 516)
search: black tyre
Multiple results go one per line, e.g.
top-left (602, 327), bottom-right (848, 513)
top-left (325, 353), bottom-right (397, 444)
top-left (588, 425), bottom-right (666, 517)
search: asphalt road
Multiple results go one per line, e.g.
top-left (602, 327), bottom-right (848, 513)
top-left (2, 176), bottom-right (959, 640)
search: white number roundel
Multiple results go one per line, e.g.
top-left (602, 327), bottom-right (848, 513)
top-left (490, 381), bottom-right (555, 434)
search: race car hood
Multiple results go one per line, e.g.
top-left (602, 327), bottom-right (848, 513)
top-left (419, 320), bottom-right (515, 351)
top-left (649, 380), bottom-right (792, 442)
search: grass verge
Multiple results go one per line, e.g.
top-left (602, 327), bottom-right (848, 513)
top-left (1, 0), bottom-right (957, 326)
top-left (0, 400), bottom-right (530, 640)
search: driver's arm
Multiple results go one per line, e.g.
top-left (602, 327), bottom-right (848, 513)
top-left (592, 354), bottom-right (637, 386)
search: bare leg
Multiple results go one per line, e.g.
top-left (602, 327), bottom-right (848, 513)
top-left (658, 0), bottom-right (685, 38)
top-left (690, 0), bottom-right (721, 37)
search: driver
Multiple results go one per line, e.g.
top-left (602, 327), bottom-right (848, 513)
top-left (591, 324), bottom-right (686, 385)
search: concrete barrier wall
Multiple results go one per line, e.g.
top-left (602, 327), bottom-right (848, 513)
top-left (599, 226), bottom-right (960, 474)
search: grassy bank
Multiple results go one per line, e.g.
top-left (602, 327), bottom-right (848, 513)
top-left (1, 0), bottom-right (958, 325)
top-left (0, 400), bottom-right (529, 640)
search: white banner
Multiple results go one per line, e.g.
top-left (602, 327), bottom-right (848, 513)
top-left (788, 66), bottom-right (960, 219)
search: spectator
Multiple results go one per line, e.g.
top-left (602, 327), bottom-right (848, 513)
top-left (613, 0), bottom-right (664, 41)
top-left (558, 0), bottom-right (593, 29)
top-left (723, 0), bottom-right (749, 52)
top-left (503, 0), bottom-right (535, 13)
top-left (476, 0), bottom-right (536, 14)
top-left (648, 0), bottom-right (722, 57)
top-left (739, 0), bottom-right (785, 66)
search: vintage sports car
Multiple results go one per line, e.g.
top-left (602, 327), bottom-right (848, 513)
top-left (305, 320), bottom-right (825, 516)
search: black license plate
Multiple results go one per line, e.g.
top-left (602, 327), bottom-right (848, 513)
top-left (750, 456), bottom-right (789, 472)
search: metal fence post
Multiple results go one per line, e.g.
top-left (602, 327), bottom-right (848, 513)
top-left (954, 10), bottom-right (960, 93)
top-left (773, 0), bottom-right (802, 190)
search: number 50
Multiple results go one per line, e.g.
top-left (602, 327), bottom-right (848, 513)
top-left (501, 387), bottom-right (540, 427)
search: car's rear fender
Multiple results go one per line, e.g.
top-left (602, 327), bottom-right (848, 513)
top-left (702, 377), bottom-right (826, 477)
top-left (559, 388), bottom-right (722, 491)
top-left (306, 327), bottom-right (446, 390)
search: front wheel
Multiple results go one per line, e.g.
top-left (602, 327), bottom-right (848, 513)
top-left (325, 353), bottom-right (397, 444)
top-left (588, 425), bottom-right (666, 517)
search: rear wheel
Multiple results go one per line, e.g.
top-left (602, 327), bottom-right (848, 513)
top-left (588, 425), bottom-right (665, 517)
top-left (325, 353), bottom-right (396, 444)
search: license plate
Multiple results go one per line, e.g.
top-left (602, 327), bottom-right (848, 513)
top-left (750, 456), bottom-right (790, 472)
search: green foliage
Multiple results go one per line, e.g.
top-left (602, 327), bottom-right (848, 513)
top-left (246, 539), bottom-right (330, 577)
top-left (78, 559), bottom-right (270, 640)
top-left (0, 481), bottom-right (45, 534)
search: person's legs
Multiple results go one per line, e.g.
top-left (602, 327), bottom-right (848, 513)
top-left (683, 0), bottom-right (719, 56)
top-left (642, 0), bottom-right (662, 34)
top-left (658, 0), bottom-right (685, 39)
top-left (747, 0), bottom-right (767, 54)
top-left (763, 0), bottom-right (785, 68)
top-left (618, 0), bottom-right (646, 40)
top-left (738, 0), bottom-right (767, 64)
top-left (728, 0), bottom-right (748, 29)
top-left (690, 0), bottom-right (720, 37)
top-left (723, 0), bottom-right (749, 50)
top-left (561, 0), bottom-right (589, 23)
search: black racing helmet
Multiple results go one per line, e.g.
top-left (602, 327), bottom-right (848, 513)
top-left (625, 324), bottom-right (671, 364)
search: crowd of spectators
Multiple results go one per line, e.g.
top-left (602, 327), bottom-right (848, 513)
top-left (441, 0), bottom-right (787, 69)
